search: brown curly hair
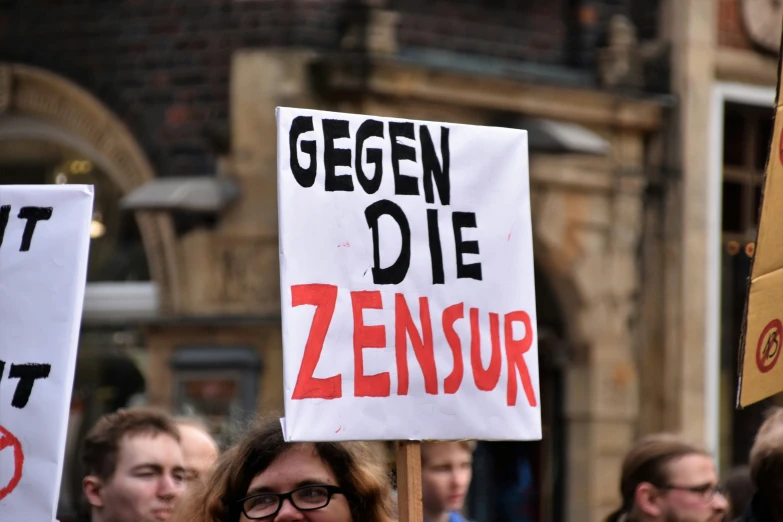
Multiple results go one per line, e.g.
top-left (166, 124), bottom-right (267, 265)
top-left (172, 416), bottom-right (395, 522)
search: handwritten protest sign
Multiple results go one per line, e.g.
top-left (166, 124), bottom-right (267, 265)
top-left (0, 185), bottom-right (93, 521)
top-left (738, 42), bottom-right (783, 407)
top-left (276, 107), bottom-right (540, 441)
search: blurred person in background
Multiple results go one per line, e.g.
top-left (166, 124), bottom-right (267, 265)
top-left (722, 466), bottom-right (753, 521)
top-left (736, 408), bottom-right (783, 522)
top-left (172, 415), bottom-right (395, 522)
top-left (605, 433), bottom-right (727, 522)
top-left (81, 407), bottom-right (186, 522)
top-left (174, 416), bottom-right (220, 484)
top-left (421, 441), bottom-right (476, 522)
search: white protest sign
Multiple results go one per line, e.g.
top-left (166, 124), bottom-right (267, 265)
top-left (277, 107), bottom-right (540, 442)
top-left (0, 185), bottom-right (93, 521)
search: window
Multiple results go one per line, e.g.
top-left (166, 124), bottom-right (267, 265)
top-left (719, 101), bottom-right (777, 471)
top-left (170, 346), bottom-right (263, 447)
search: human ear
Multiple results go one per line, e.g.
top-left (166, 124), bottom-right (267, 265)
top-left (83, 476), bottom-right (105, 508)
top-left (635, 482), bottom-right (663, 518)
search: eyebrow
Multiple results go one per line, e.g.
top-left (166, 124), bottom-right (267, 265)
top-left (130, 463), bottom-right (186, 475)
top-left (244, 479), bottom-right (335, 496)
top-left (131, 463), bottom-right (163, 472)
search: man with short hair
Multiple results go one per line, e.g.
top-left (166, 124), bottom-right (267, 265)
top-left (173, 416), bottom-right (219, 483)
top-left (421, 441), bottom-right (476, 522)
top-left (605, 433), bottom-right (728, 522)
top-left (81, 407), bottom-right (186, 522)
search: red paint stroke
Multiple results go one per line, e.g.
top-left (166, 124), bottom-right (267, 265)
top-left (757, 319), bottom-right (783, 374)
top-left (335, 427), bottom-right (342, 433)
top-left (291, 284), bottom-right (342, 400)
top-left (0, 425), bottom-right (24, 501)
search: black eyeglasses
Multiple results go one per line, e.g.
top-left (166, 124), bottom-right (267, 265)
top-left (659, 483), bottom-right (725, 501)
top-left (236, 484), bottom-right (344, 520)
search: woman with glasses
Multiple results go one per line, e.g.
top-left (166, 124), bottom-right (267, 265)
top-left (172, 416), bottom-right (395, 522)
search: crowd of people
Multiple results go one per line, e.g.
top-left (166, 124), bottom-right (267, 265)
top-left (69, 407), bottom-right (474, 522)
top-left (66, 405), bottom-right (783, 522)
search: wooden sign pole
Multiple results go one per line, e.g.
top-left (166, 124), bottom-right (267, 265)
top-left (396, 441), bottom-right (423, 522)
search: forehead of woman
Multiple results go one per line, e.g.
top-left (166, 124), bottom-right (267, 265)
top-left (246, 443), bottom-right (338, 493)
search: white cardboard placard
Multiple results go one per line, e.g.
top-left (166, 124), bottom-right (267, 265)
top-left (277, 107), bottom-right (540, 441)
top-left (0, 185), bottom-right (93, 521)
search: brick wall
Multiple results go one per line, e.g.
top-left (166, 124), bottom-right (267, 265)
top-left (394, 0), bottom-right (569, 65)
top-left (0, 0), bottom-right (658, 179)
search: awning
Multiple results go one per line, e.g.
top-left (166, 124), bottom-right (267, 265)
top-left (121, 177), bottom-right (240, 213)
top-left (515, 117), bottom-right (611, 155)
top-left (82, 282), bottom-right (159, 323)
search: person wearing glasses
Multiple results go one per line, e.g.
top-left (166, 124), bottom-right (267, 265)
top-left (604, 433), bottom-right (728, 522)
top-left (736, 408), bottom-right (783, 522)
top-left (172, 416), bottom-right (395, 522)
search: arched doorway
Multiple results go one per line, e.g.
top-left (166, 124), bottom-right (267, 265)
top-left (0, 64), bottom-right (179, 521)
top-left (465, 263), bottom-right (569, 522)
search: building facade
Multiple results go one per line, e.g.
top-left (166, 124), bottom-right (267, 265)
top-left (2, 1), bottom-right (768, 521)
top-left (711, 0), bottom-right (783, 472)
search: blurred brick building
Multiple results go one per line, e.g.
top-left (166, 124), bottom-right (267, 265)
top-left (0, 0), bottom-right (775, 521)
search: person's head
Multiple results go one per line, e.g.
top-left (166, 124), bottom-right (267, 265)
top-left (749, 407), bottom-right (783, 511)
top-left (82, 407), bottom-right (187, 522)
top-left (420, 441), bottom-right (476, 519)
top-left (722, 465), bottom-right (754, 520)
top-left (605, 433), bottom-right (727, 522)
top-left (172, 416), bottom-right (395, 522)
top-left (174, 416), bottom-right (220, 483)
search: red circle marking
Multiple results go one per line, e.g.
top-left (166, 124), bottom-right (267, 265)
top-left (756, 319), bottom-right (783, 373)
top-left (0, 425), bottom-right (24, 501)
top-left (779, 131), bottom-right (783, 166)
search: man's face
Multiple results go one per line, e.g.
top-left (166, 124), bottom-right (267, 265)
top-left (421, 443), bottom-right (473, 517)
top-left (178, 424), bottom-right (219, 483)
top-left (653, 454), bottom-right (728, 522)
top-left (84, 432), bottom-right (186, 522)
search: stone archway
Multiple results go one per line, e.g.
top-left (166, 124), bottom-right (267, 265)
top-left (0, 63), bottom-right (180, 311)
top-left (530, 154), bottom-right (645, 522)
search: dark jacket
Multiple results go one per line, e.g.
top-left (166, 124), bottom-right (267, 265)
top-left (737, 493), bottom-right (776, 522)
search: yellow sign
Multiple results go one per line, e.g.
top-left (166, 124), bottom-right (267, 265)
top-left (739, 49), bottom-right (783, 407)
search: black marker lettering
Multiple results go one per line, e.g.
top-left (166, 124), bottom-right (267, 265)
top-left (355, 119), bottom-right (384, 194)
top-left (18, 207), bottom-right (53, 252)
top-left (389, 122), bottom-right (419, 196)
top-left (365, 200), bottom-right (411, 285)
top-left (427, 208), bottom-right (444, 285)
top-left (0, 205), bottom-right (10, 248)
top-left (453, 211), bottom-right (482, 281)
top-left (9, 363), bottom-right (51, 409)
top-left (289, 116), bottom-right (317, 187)
top-left (323, 119), bottom-right (354, 192)
top-left (420, 126), bottom-right (450, 205)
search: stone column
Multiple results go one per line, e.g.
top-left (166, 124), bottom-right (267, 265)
top-left (667, 0), bottom-right (717, 444)
top-left (531, 146), bottom-right (644, 522)
top-left (176, 50), bottom-right (318, 317)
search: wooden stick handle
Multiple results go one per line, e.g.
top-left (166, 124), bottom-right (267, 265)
top-left (396, 441), bottom-right (423, 522)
